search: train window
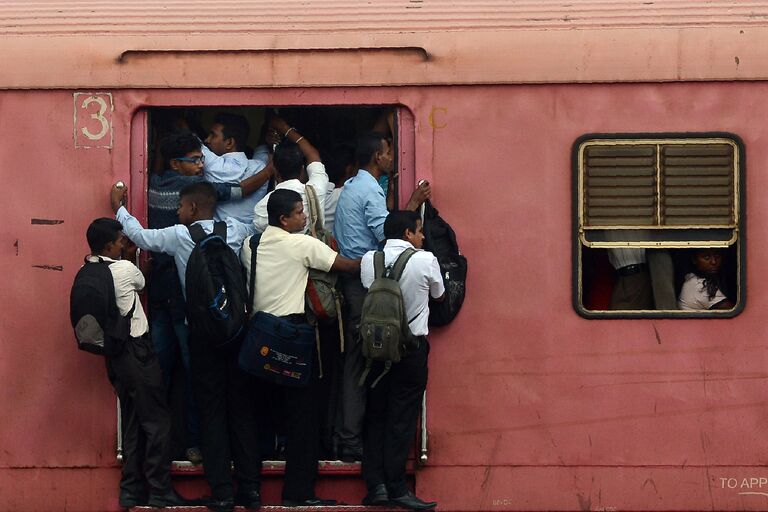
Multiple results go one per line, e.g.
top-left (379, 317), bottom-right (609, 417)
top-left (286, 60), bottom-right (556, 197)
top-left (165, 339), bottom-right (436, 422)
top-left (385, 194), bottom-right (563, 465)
top-left (573, 134), bottom-right (745, 318)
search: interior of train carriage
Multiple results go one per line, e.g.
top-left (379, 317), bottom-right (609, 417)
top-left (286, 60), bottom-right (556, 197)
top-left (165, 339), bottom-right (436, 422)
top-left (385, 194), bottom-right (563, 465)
top-left (575, 136), bottom-right (744, 317)
top-left (135, 105), bottom-right (417, 467)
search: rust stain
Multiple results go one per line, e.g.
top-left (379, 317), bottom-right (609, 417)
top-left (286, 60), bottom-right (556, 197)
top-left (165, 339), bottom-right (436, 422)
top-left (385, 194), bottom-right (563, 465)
top-left (31, 218), bottom-right (64, 225)
top-left (32, 264), bottom-right (63, 271)
top-left (429, 107), bottom-right (448, 129)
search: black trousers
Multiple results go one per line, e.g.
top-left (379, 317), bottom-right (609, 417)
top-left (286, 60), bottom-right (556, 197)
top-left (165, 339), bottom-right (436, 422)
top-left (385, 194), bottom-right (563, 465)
top-left (188, 333), bottom-right (261, 500)
top-left (105, 336), bottom-right (172, 496)
top-left (337, 273), bottom-right (367, 452)
top-left (282, 320), bottom-right (324, 501)
top-left (362, 339), bottom-right (429, 497)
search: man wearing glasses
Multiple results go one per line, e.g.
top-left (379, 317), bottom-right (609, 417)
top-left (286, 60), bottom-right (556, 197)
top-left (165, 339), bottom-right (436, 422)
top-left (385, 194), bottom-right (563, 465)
top-left (146, 130), bottom-right (266, 465)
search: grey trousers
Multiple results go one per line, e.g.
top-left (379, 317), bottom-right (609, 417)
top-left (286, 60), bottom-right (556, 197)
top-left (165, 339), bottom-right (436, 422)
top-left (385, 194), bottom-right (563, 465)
top-left (336, 273), bottom-right (367, 451)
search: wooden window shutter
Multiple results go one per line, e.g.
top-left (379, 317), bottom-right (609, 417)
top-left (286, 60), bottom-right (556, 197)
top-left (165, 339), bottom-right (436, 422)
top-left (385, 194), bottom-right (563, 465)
top-left (583, 144), bottom-right (657, 227)
top-left (577, 136), bottom-right (740, 247)
top-left (660, 144), bottom-right (735, 226)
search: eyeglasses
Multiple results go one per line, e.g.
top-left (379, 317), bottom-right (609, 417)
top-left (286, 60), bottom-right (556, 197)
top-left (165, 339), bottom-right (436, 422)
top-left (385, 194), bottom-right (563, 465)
top-left (174, 155), bottom-right (205, 165)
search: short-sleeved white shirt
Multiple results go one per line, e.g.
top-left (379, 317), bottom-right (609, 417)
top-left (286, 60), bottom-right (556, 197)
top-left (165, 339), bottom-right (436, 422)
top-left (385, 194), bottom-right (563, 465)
top-left (241, 226), bottom-right (337, 317)
top-left (360, 239), bottom-right (445, 337)
top-left (678, 273), bottom-right (728, 310)
top-left (86, 255), bottom-right (149, 337)
top-left (252, 161), bottom-right (329, 234)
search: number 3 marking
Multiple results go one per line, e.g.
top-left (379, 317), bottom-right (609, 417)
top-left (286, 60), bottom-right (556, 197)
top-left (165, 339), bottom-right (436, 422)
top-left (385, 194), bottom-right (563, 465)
top-left (81, 96), bottom-right (109, 141)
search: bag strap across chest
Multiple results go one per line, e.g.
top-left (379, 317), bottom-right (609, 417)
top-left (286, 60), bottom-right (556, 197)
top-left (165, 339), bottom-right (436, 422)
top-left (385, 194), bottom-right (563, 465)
top-left (374, 248), bottom-right (416, 281)
top-left (188, 221), bottom-right (227, 245)
top-left (305, 184), bottom-right (322, 237)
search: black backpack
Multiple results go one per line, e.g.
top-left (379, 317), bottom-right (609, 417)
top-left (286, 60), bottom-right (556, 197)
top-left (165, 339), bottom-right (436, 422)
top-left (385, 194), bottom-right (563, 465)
top-left (422, 200), bottom-right (467, 326)
top-left (69, 258), bottom-right (135, 356)
top-left (185, 222), bottom-right (248, 348)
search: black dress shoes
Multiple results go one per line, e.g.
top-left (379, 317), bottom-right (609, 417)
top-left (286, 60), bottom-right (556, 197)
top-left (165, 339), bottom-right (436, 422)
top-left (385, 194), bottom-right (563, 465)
top-left (119, 491), bottom-right (147, 508)
top-left (282, 496), bottom-right (338, 507)
top-left (390, 490), bottom-right (438, 510)
top-left (204, 496), bottom-right (235, 512)
top-left (148, 489), bottom-right (201, 508)
top-left (235, 489), bottom-right (262, 510)
top-left (362, 484), bottom-right (390, 506)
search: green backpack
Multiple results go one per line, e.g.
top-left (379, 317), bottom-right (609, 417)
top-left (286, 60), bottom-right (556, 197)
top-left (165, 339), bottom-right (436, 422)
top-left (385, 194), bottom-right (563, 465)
top-left (358, 248), bottom-right (418, 387)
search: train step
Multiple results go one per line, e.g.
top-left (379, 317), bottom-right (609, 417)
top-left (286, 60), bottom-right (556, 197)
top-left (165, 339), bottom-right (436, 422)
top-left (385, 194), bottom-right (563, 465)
top-left (132, 507), bottom-right (406, 511)
top-left (136, 460), bottom-right (417, 510)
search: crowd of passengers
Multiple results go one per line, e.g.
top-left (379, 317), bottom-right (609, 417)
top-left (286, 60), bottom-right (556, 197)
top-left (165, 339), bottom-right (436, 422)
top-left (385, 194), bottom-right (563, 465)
top-left (84, 111), bottom-right (443, 511)
top-left (590, 247), bottom-right (736, 311)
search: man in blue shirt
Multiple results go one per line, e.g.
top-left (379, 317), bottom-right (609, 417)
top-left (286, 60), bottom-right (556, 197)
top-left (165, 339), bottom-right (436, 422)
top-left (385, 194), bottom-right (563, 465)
top-left (201, 112), bottom-right (272, 224)
top-left (147, 131), bottom-right (270, 464)
top-left (112, 182), bottom-right (261, 512)
top-left (333, 131), bottom-right (431, 461)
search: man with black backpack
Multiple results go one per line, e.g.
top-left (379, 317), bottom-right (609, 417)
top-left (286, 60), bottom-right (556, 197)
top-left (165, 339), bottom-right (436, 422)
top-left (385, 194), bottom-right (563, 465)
top-left (111, 182), bottom-right (262, 512)
top-left (73, 218), bottom-right (195, 508)
top-left (358, 210), bottom-right (444, 511)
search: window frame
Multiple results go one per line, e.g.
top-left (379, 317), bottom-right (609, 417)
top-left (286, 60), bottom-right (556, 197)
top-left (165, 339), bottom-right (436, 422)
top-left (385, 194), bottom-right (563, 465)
top-left (572, 132), bottom-right (746, 319)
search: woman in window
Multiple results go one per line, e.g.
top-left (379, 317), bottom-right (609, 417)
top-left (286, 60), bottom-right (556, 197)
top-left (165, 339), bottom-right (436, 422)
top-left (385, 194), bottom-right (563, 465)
top-left (677, 248), bottom-right (734, 310)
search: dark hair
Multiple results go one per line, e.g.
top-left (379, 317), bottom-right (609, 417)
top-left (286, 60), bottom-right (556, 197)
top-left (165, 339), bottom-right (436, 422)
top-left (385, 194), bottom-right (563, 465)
top-left (690, 248), bottom-right (729, 301)
top-left (273, 141), bottom-right (304, 180)
top-left (267, 189), bottom-right (303, 227)
top-left (179, 181), bottom-right (217, 211)
top-left (356, 131), bottom-right (388, 169)
top-left (384, 210), bottom-right (420, 240)
top-left (326, 142), bottom-right (356, 185)
top-left (213, 113), bottom-right (250, 152)
top-left (86, 218), bottom-right (123, 254)
top-left (160, 130), bottom-right (201, 167)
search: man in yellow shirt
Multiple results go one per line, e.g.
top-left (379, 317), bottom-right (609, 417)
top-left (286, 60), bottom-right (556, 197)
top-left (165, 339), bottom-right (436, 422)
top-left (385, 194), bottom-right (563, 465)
top-left (241, 189), bottom-right (359, 507)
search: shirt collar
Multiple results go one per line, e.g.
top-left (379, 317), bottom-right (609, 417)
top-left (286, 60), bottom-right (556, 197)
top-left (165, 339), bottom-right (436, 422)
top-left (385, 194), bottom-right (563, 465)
top-left (263, 225), bottom-right (292, 239)
top-left (275, 179), bottom-right (304, 192)
top-left (86, 254), bottom-right (118, 263)
top-left (384, 239), bottom-right (416, 250)
top-left (350, 169), bottom-right (378, 185)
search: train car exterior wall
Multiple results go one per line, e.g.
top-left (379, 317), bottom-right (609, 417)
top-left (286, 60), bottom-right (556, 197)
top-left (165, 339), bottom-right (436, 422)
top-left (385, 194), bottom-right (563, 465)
top-left (1, 81), bottom-right (767, 511)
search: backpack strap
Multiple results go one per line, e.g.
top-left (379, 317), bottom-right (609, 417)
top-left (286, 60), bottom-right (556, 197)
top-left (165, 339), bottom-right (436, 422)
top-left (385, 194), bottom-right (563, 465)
top-left (373, 251), bottom-right (386, 279)
top-left (305, 184), bottom-right (322, 237)
top-left (358, 359), bottom-right (373, 387)
top-left (390, 248), bottom-right (416, 282)
top-left (213, 221), bottom-right (227, 240)
top-left (187, 223), bottom-right (207, 244)
top-left (247, 234), bottom-right (262, 316)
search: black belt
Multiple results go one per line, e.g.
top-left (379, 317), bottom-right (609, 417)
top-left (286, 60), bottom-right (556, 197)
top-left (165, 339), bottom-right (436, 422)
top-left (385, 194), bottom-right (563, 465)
top-left (616, 263), bottom-right (647, 277)
top-left (281, 313), bottom-right (307, 325)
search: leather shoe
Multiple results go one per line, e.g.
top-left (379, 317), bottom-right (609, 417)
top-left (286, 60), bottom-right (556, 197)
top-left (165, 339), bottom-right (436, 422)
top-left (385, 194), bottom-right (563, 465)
top-left (339, 445), bottom-right (363, 462)
top-left (362, 484), bottom-right (389, 506)
top-left (235, 489), bottom-right (262, 510)
top-left (204, 496), bottom-right (235, 512)
top-left (390, 490), bottom-right (437, 510)
top-left (148, 489), bottom-right (201, 508)
top-left (119, 491), bottom-right (147, 508)
top-left (282, 496), bottom-right (338, 507)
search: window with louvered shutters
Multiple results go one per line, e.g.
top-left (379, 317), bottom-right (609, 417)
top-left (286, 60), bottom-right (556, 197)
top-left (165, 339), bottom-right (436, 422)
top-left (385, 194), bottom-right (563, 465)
top-left (574, 134), bottom-right (743, 317)
top-left (577, 137), bottom-right (740, 247)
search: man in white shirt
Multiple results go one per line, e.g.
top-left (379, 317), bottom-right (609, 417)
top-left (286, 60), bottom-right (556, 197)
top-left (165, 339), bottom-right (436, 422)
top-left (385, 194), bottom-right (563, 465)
top-left (241, 189), bottom-right (359, 507)
top-left (110, 182), bottom-right (261, 512)
top-left (83, 218), bottom-right (193, 508)
top-left (251, 117), bottom-right (329, 234)
top-left (359, 210), bottom-right (444, 511)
